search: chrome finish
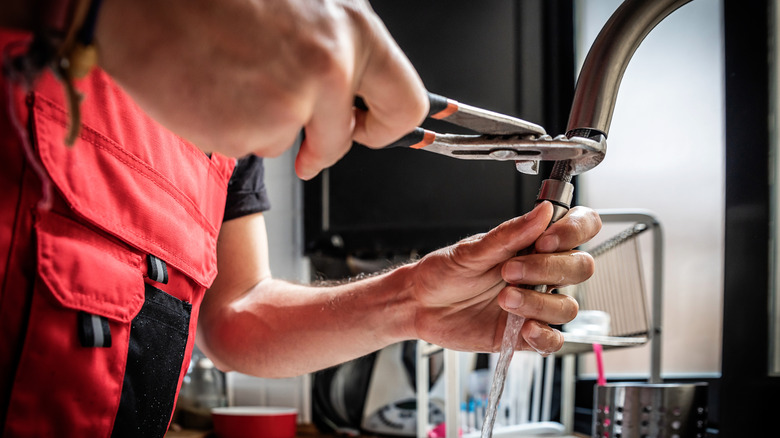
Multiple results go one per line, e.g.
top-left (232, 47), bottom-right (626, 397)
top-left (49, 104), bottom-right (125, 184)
top-left (566, 0), bottom-right (693, 137)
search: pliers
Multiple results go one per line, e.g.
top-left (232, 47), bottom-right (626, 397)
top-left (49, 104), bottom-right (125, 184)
top-left (368, 92), bottom-right (606, 176)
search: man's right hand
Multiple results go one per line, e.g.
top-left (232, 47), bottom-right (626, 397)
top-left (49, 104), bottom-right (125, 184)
top-left (95, 0), bottom-right (429, 179)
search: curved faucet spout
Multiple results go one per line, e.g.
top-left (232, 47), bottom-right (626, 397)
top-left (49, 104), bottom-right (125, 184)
top-left (566, 0), bottom-right (692, 138)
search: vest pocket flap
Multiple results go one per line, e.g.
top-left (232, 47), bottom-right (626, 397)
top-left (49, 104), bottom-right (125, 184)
top-left (32, 92), bottom-right (221, 288)
top-left (36, 212), bottom-right (145, 323)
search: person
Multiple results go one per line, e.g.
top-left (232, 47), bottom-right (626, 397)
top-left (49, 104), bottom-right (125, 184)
top-left (0, 1), bottom-right (602, 437)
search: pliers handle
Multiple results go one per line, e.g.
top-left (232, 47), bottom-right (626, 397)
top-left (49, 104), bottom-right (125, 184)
top-left (398, 92), bottom-right (548, 145)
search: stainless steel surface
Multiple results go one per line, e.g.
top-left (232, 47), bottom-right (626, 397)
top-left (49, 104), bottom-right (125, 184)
top-left (593, 383), bottom-right (708, 438)
top-left (419, 133), bottom-right (605, 175)
top-left (566, 0), bottom-right (693, 137)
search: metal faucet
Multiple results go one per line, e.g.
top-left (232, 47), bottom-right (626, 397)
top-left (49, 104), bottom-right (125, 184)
top-left (431, 3), bottom-right (696, 436)
top-left (555, 0), bottom-right (693, 389)
top-left (566, 0), bottom-right (693, 140)
top-left (540, 0), bottom-right (693, 221)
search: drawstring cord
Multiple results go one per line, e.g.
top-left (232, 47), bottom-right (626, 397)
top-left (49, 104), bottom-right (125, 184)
top-left (3, 44), bottom-right (53, 211)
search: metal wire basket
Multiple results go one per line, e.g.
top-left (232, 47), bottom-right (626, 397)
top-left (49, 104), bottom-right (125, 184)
top-left (593, 382), bottom-right (708, 438)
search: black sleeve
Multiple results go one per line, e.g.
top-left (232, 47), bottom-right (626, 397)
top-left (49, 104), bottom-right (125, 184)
top-left (223, 155), bottom-right (272, 222)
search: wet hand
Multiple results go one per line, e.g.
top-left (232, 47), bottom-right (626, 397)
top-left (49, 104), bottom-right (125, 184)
top-left (408, 202), bottom-right (601, 354)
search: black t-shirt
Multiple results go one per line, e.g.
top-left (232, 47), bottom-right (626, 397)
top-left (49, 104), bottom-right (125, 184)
top-left (223, 155), bottom-right (271, 221)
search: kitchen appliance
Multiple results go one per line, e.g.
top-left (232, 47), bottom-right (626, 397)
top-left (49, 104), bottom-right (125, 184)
top-left (174, 347), bottom-right (228, 429)
top-left (312, 341), bottom-right (447, 436)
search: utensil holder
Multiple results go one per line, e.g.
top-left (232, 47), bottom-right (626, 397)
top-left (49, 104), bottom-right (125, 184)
top-left (593, 382), bottom-right (708, 438)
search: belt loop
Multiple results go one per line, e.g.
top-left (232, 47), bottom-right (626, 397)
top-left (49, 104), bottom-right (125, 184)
top-left (78, 311), bottom-right (111, 348)
top-left (146, 254), bottom-right (169, 284)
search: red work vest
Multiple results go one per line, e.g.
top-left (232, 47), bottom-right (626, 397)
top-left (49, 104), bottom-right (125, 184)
top-left (0, 30), bottom-right (236, 436)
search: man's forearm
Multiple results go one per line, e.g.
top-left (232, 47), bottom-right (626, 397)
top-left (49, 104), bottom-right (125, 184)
top-left (198, 204), bottom-right (600, 379)
top-left (197, 266), bottom-right (418, 378)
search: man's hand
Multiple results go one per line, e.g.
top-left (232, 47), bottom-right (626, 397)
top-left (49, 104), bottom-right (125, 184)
top-left (407, 201), bottom-right (601, 355)
top-left (95, 0), bottom-right (428, 179)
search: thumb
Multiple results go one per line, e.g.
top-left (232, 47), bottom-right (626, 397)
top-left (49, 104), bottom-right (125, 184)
top-left (451, 202), bottom-right (554, 270)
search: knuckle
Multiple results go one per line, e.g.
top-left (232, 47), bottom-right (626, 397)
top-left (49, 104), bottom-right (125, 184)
top-left (296, 26), bottom-right (353, 82)
top-left (487, 221), bottom-right (516, 253)
top-left (312, 47), bottom-right (350, 82)
top-left (448, 239), bottom-right (473, 263)
top-left (379, 90), bottom-right (429, 139)
top-left (531, 290), bottom-right (548, 316)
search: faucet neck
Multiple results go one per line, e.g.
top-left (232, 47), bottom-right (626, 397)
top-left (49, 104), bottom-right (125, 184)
top-left (567, 0), bottom-right (692, 136)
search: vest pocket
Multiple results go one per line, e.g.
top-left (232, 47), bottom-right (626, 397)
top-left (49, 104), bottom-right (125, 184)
top-left (5, 211), bottom-right (196, 437)
top-left (112, 283), bottom-right (191, 437)
top-left (4, 211), bottom-right (146, 436)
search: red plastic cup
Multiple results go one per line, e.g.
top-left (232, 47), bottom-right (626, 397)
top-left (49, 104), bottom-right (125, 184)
top-left (211, 407), bottom-right (298, 438)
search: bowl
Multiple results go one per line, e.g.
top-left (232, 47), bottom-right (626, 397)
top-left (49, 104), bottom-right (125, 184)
top-left (211, 406), bottom-right (298, 438)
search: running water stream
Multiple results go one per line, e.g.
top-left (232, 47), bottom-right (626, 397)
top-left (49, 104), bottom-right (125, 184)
top-left (480, 190), bottom-right (565, 437)
top-left (481, 284), bottom-right (548, 438)
top-left (479, 312), bottom-right (523, 438)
